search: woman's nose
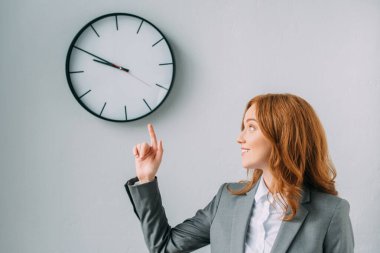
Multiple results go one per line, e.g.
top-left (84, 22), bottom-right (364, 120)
top-left (236, 132), bottom-right (245, 144)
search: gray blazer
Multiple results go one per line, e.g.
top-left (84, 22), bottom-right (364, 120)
top-left (125, 176), bottom-right (354, 253)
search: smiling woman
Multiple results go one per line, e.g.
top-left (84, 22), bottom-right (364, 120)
top-left (124, 93), bottom-right (354, 253)
top-left (232, 94), bottom-right (339, 221)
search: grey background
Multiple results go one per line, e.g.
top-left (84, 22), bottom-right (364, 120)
top-left (1, 0), bottom-right (379, 252)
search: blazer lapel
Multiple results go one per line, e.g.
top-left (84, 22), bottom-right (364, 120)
top-left (227, 178), bottom-right (311, 253)
top-left (270, 186), bottom-right (311, 253)
top-left (229, 181), bottom-right (260, 253)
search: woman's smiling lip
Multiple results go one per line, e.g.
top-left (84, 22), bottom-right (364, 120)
top-left (241, 148), bottom-right (250, 156)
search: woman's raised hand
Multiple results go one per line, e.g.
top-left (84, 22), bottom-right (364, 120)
top-left (133, 123), bottom-right (164, 183)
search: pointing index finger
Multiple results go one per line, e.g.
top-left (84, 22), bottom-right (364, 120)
top-left (148, 123), bottom-right (158, 149)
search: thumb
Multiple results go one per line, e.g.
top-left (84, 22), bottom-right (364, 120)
top-left (133, 145), bottom-right (139, 158)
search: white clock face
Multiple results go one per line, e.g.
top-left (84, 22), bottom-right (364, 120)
top-left (66, 13), bottom-right (175, 122)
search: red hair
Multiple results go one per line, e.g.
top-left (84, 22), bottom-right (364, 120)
top-left (228, 93), bottom-right (337, 221)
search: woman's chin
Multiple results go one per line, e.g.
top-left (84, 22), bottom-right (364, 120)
top-left (242, 162), bottom-right (259, 170)
top-left (242, 163), bottom-right (253, 169)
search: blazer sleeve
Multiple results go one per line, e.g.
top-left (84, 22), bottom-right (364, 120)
top-left (124, 176), bottom-right (226, 253)
top-left (323, 198), bottom-right (355, 253)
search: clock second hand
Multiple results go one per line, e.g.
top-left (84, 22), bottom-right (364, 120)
top-left (92, 59), bottom-right (153, 88)
top-left (128, 72), bottom-right (153, 88)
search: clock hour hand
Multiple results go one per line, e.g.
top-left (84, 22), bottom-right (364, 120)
top-left (93, 59), bottom-right (129, 73)
top-left (93, 59), bottom-right (153, 88)
top-left (74, 46), bottom-right (129, 72)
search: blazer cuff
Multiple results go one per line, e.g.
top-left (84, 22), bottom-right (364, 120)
top-left (124, 176), bottom-right (160, 219)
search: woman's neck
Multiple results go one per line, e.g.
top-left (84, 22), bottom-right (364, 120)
top-left (262, 169), bottom-right (274, 193)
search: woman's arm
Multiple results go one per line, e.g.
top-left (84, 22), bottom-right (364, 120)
top-left (125, 176), bottom-right (226, 253)
top-left (323, 198), bottom-right (355, 253)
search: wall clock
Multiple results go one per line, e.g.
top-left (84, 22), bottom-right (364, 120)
top-left (65, 13), bottom-right (175, 122)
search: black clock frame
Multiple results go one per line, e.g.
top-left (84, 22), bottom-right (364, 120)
top-left (65, 12), bottom-right (176, 122)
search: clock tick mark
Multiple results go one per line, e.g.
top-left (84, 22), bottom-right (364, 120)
top-left (152, 38), bottom-right (164, 47)
top-left (100, 102), bottom-right (107, 116)
top-left (124, 106), bottom-right (128, 120)
top-left (137, 20), bottom-right (143, 34)
top-left (70, 70), bottom-right (84, 74)
top-left (143, 99), bottom-right (152, 111)
top-left (159, 63), bottom-right (173, 66)
top-left (90, 25), bottom-right (100, 37)
top-left (79, 90), bottom-right (91, 99)
top-left (115, 15), bottom-right (119, 31)
top-left (155, 83), bottom-right (169, 90)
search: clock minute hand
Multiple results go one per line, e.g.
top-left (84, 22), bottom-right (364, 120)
top-left (74, 46), bottom-right (129, 72)
top-left (93, 59), bottom-right (129, 73)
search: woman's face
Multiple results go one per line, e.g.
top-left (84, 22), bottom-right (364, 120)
top-left (236, 104), bottom-right (272, 170)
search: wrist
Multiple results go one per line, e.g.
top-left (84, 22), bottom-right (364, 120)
top-left (138, 177), bottom-right (155, 184)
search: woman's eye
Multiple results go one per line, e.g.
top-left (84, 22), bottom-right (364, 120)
top-left (242, 124), bottom-right (256, 132)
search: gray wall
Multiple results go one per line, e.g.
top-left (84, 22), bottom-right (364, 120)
top-left (1, 0), bottom-right (379, 252)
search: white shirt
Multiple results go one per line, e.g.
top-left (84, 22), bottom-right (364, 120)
top-left (244, 176), bottom-right (285, 253)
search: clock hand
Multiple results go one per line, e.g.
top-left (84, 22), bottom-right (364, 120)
top-left (93, 59), bottom-right (129, 73)
top-left (128, 72), bottom-right (153, 88)
top-left (74, 46), bottom-right (129, 72)
top-left (93, 59), bottom-right (153, 88)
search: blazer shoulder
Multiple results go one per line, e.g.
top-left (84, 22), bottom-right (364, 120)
top-left (211, 181), bottom-right (246, 198)
top-left (224, 181), bottom-right (249, 190)
top-left (310, 189), bottom-right (350, 205)
top-left (307, 188), bottom-right (351, 216)
top-left (222, 180), bottom-right (259, 195)
top-left (309, 189), bottom-right (355, 251)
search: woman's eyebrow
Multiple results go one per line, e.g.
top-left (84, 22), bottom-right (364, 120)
top-left (245, 118), bottom-right (257, 123)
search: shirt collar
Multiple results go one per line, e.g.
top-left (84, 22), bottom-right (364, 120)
top-left (255, 175), bottom-right (287, 213)
top-left (254, 175), bottom-right (269, 203)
